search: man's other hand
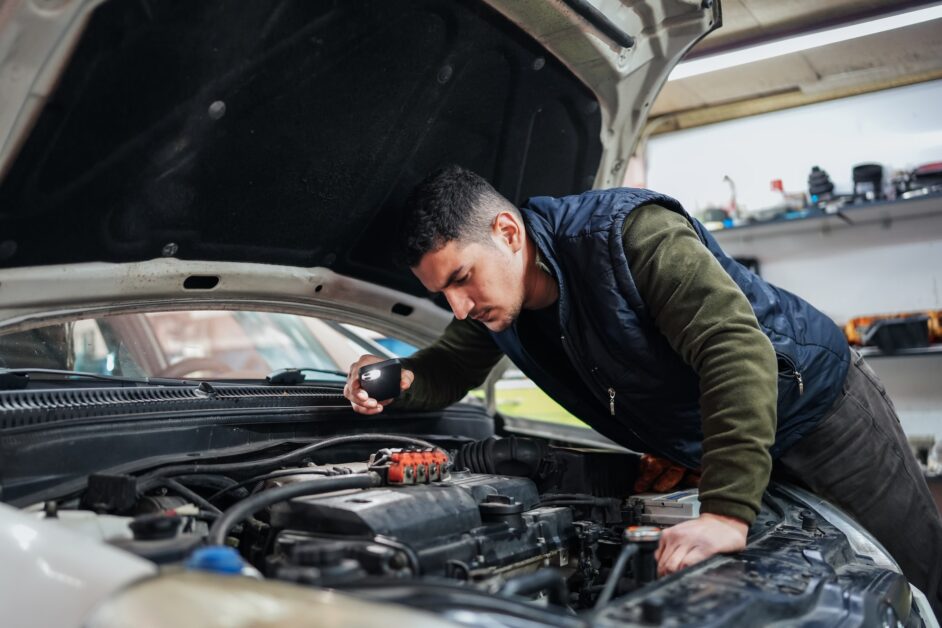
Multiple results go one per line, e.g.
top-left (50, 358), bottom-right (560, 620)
top-left (343, 354), bottom-right (415, 415)
top-left (634, 454), bottom-right (701, 493)
top-left (655, 513), bottom-right (748, 577)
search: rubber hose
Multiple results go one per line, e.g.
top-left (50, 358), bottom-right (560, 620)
top-left (207, 472), bottom-right (381, 545)
top-left (499, 568), bottom-right (570, 607)
top-left (594, 544), bottom-right (639, 608)
top-left (160, 478), bottom-right (222, 515)
top-left (205, 468), bottom-right (332, 504)
top-left (151, 434), bottom-right (445, 478)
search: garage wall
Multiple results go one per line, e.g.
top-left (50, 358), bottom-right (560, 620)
top-left (644, 81), bottom-right (942, 441)
top-left (646, 79), bottom-right (942, 214)
top-left (712, 202), bottom-right (942, 441)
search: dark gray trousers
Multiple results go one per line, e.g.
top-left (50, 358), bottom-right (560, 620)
top-left (777, 349), bottom-right (942, 619)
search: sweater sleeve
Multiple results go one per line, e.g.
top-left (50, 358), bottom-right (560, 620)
top-left (395, 316), bottom-right (505, 411)
top-left (623, 205), bottom-right (778, 524)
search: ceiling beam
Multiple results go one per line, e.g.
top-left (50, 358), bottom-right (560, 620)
top-left (647, 69), bottom-right (942, 136)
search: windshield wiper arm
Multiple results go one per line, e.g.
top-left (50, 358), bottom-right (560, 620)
top-left (0, 368), bottom-right (200, 390)
top-left (0, 366), bottom-right (348, 390)
top-left (266, 367), bottom-right (347, 385)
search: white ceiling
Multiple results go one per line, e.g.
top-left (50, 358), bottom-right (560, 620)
top-left (650, 0), bottom-right (942, 128)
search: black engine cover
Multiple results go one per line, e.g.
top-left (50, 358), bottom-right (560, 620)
top-left (269, 472), bottom-right (574, 577)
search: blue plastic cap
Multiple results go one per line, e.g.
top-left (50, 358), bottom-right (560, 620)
top-left (185, 545), bottom-right (245, 575)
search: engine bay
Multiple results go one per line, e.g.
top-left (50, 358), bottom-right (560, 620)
top-left (34, 435), bottom-right (676, 612)
top-left (21, 433), bottom-right (926, 626)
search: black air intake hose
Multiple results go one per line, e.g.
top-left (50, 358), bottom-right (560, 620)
top-left (454, 436), bottom-right (546, 478)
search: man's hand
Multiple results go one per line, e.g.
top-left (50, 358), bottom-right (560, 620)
top-left (343, 354), bottom-right (415, 415)
top-left (655, 513), bottom-right (748, 577)
top-left (634, 454), bottom-right (701, 493)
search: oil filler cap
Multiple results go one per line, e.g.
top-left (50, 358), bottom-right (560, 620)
top-left (624, 526), bottom-right (661, 544)
top-left (479, 494), bottom-right (525, 528)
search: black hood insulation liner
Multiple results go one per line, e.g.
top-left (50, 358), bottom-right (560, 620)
top-left (0, 0), bottom-right (602, 298)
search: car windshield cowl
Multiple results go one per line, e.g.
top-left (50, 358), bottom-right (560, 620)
top-left (0, 367), bottom-right (217, 391)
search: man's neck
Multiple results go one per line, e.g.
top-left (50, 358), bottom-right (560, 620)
top-left (522, 236), bottom-right (559, 310)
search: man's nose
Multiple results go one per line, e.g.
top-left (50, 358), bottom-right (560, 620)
top-left (445, 290), bottom-right (474, 320)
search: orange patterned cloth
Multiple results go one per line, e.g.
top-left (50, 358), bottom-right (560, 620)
top-left (633, 454), bottom-right (701, 493)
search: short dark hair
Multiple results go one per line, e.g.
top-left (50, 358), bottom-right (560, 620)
top-left (399, 165), bottom-right (517, 267)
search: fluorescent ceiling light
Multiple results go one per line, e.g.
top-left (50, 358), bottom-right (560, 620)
top-left (668, 2), bottom-right (942, 81)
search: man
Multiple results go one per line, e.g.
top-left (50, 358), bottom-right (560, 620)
top-left (343, 165), bottom-right (941, 614)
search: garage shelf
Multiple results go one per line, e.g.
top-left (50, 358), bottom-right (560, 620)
top-left (857, 345), bottom-right (942, 359)
top-left (710, 191), bottom-right (942, 241)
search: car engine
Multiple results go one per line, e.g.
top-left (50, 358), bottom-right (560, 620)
top-left (57, 435), bottom-right (654, 612)
top-left (38, 433), bottom-right (927, 627)
top-left (267, 471), bottom-right (575, 585)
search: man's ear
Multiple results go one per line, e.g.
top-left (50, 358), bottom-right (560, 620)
top-left (493, 211), bottom-right (524, 253)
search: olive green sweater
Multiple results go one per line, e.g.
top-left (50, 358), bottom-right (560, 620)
top-left (398, 205), bottom-right (778, 524)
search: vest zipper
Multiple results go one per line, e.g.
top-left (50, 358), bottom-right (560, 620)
top-left (776, 352), bottom-right (805, 396)
top-left (561, 335), bottom-right (619, 416)
top-left (560, 334), bottom-right (657, 457)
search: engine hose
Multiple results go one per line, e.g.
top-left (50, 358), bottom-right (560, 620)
top-left (594, 544), bottom-right (639, 608)
top-left (454, 436), bottom-right (545, 478)
top-left (372, 534), bottom-right (422, 575)
top-left (173, 474), bottom-right (245, 496)
top-left (499, 568), bottom-right (570, 608)
top-left (148, 434), bottom-right (446, 479)
top-left (159, 478), bottom-right (222, 515)
top-left (207, 472), bottom-right (381, 545)
top-left (205, 468), bottom-right (333, 504)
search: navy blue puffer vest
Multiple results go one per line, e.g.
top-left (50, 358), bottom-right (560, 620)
top-left (490, 188), bottom-right (849, 468)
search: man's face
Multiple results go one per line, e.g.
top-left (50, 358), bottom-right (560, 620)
top-left (412, 217), bottom-right (526, 332)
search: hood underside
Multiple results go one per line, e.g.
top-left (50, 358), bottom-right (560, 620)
top-left (0, 0), bottom-right (717, 302)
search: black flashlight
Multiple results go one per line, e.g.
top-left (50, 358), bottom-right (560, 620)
top-left (358, 358), bottom-right (402, 401)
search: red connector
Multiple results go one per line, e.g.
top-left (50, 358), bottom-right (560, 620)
top-left (386, 450), bottom-right (449, 485)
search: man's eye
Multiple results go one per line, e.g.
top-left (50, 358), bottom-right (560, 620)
top-left (457, 275), bottom-right (470, 285)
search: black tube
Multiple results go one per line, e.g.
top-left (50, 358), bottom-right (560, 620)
top-left (147, 434), bottom-right (446, 479)
top-left (499, 569), bottom-right (570, 608)
top-left (174, 474), bottom-right (244, 495)
top-left (594, 544), bottom-right (638, 608)
top-left (372, 534), bottom-right (422, 575)
top-left (540, 493), bottom-right (597, 501)
top-left (207, 473), bottom-right (380, 545)
top-left (455, 436), bottom-right (545, 478)
top-left (205, 468), bottom-right (332, 504)
top-left (159, 478), bottom-right (222, 515)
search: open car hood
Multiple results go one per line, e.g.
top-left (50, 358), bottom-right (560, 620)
top-left (0, 0), bottom-right (717, 326)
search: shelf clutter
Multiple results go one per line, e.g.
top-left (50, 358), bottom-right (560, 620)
top-left (701, 162), bottom-right (942, 234)
top-left (846, 311), bottom-right (941, 358)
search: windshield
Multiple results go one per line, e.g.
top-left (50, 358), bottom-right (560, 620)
top-left (0, 311), bottom-right (417, 382)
